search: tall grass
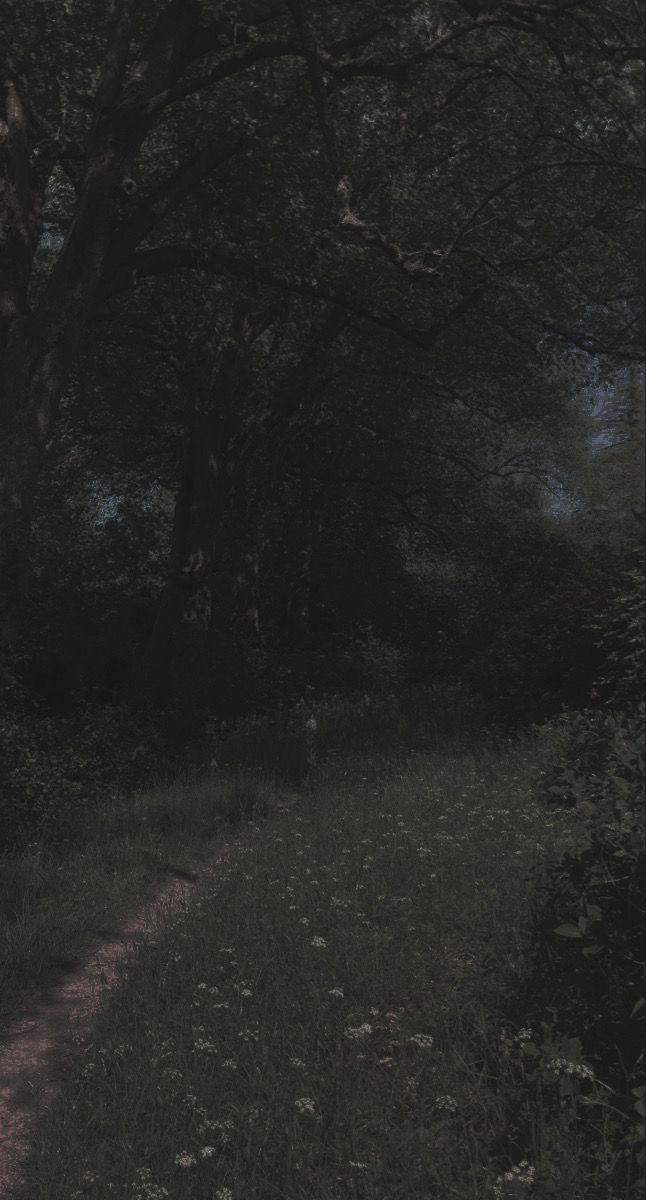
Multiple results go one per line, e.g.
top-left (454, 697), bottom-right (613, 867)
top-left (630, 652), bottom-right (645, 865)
top-left (8, 737), bottom-right (633, 1200)
top-left (0, 771), bottom-right (282, 1029)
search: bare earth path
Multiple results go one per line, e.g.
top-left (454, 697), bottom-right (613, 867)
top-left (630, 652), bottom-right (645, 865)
top-left (0, 841), bottom-right (234, 1197)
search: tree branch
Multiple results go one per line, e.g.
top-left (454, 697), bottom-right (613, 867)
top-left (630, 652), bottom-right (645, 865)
top-left (120, 240), bottom-right (484, 355)
top-left (113, 94), bottom-right (300, 261)
top-left (121, 37), bottom-right (299, 120)
top-left (92, 0), bottom-right (134, 118)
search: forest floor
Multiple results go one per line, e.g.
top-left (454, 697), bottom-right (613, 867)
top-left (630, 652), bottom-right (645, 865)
top-left (0, 740), bottom-right (624, 1199)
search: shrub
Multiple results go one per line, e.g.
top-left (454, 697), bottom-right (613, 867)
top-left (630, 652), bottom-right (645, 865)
top-left (0, 704), bottom-right (165, 851)
top-left (502, 557), bottom-right (646, 1196)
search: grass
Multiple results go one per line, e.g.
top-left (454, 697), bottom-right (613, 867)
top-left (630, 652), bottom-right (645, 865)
top-left (5, 732), bottom-right (634, 1200)
top-left (0, 769), bottom-right (288, 1032)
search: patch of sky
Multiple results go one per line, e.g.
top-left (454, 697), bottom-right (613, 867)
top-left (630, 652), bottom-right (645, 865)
top-left (89, 480), bottom-right (162, 527)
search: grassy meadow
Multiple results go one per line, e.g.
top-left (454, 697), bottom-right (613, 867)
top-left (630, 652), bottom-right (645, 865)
top-left (3, 715), bottom-right (638, 1200)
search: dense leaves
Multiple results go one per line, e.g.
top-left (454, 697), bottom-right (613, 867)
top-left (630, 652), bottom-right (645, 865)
top-left (0, 0), bottom-right (643, 841)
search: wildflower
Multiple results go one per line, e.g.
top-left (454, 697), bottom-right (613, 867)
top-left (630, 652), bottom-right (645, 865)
top-left (295, 1096), bottom-right (320, 1117)
top-left (493, 1160), bottom-right (536, 1196)
top-left (199, 1146), bottom-right (217, 1158)
top-left (545, 1057), bottom-right (594, 1081)
top-left (290, 1057), bottom-right (307, 1069)
top-left (408, 1033), bottom-right (434, 1049)
top-left (344, 1023), bottom-right (373, 1040)
top-left (311, 935), bottom-right (327, 948)
top-left (131, 1166), bottom-right (169, 1199)
top-left (433, 1094), bottom-right (458, 1113)
top-left (215, 1190), bottom-right (234, 1200)
top-left (174, 1152), bottom-right (196, 1168)
top-left (222, 1058), bottom-right (238, 1069)
top-left (193, 1037), bottom-right (218, 1053)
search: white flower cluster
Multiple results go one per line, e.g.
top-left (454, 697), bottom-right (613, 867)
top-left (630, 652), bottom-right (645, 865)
top-left (408, 1033), bottom-right (434, 1050)
top-left (193, 1037), bottom-right (218, 1054)
top-left (433, 1094), bottom-right (458, 1113)
top-left (174, 1152), bottom-right (196, 1168)
top-left (497, 1027), bottom-right (533, 1046)
top-left (546, 1057), bottom-right (594, 1081)
top-left (493, 1160), bottom-right (536, 1197)
top-left (130, 1166), bottom-right (169, 1199)
top-left (294, 1096), bottom-right (320, 1117)
top-left (344, 1022), bottom-right (374, 1040)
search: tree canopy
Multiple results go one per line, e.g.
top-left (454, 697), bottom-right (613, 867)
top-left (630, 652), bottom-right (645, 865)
top-left (1, 0), bottom-right (643, 741)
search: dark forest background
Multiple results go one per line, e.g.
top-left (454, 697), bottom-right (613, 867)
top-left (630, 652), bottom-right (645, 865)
top-left (1, 0), bottom-right (644, 844)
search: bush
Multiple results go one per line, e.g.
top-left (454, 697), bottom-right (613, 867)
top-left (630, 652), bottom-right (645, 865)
top-left (0, 704), bottom-right (165, 851)
top-left (502, 558), bottom-right (646, 1196)
top-left (527, 703), bottom-right (645, 1080)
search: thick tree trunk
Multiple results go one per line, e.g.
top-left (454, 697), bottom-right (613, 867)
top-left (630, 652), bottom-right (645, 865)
top-left (144, 311), bottom-right (255, 705)
top-left (0, 120), bottom-right (145, 643)
top-left (145, 407), bottom-right (243, 704)
top-left (0, 1), bottom-right (200, 647)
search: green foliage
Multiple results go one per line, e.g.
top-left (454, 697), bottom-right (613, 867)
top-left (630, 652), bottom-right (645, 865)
top-left (207, 684), bottom-right (488, 786)
top-left (492, 1019), bottom-right (645, 1198)
top-left (592, 556), bottom-right (646, 710)
top-left (529, 700), bottom-right (645, 1071)
top-left (0, 705), bottom-right (165, 851)
top-left (502, 561), bottom-right (646, 1195)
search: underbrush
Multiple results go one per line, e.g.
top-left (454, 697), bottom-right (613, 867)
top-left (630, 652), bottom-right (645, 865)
top-left (10, 739), bottom-right (631, 1200)
top-left (499, 559), bottom-right (646, 1197)
top-left (0, 684), bottom-right (485, 854)
top-left (502, 701), bottom-right (645, 1198)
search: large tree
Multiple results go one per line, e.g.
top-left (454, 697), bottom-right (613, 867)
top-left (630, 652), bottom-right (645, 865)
top-left (1, 0), bottom-right (642, 658)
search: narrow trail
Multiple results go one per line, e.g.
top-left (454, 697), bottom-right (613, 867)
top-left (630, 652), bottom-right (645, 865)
top-left (0, 841), bottom-right (235, 1197)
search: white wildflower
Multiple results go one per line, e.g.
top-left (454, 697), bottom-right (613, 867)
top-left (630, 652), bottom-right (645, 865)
top-left (409, 1033), bottom-right (434, 1050)
top-left (546, 1057), bottom-right (594, 1081)
top-left (174, 1151), bottom-right (196, 1168)
top-left (344, 1023), bottom-right (373, 1040)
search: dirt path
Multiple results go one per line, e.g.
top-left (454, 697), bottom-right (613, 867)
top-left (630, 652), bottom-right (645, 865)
top-left (0, 842), bottom-right (234, 1197)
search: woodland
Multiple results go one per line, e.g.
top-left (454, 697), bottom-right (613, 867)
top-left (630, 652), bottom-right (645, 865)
top-left (0, 6), bottom-right (645, 1197)
top-left (0, 0), bottom-right (644, 835)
